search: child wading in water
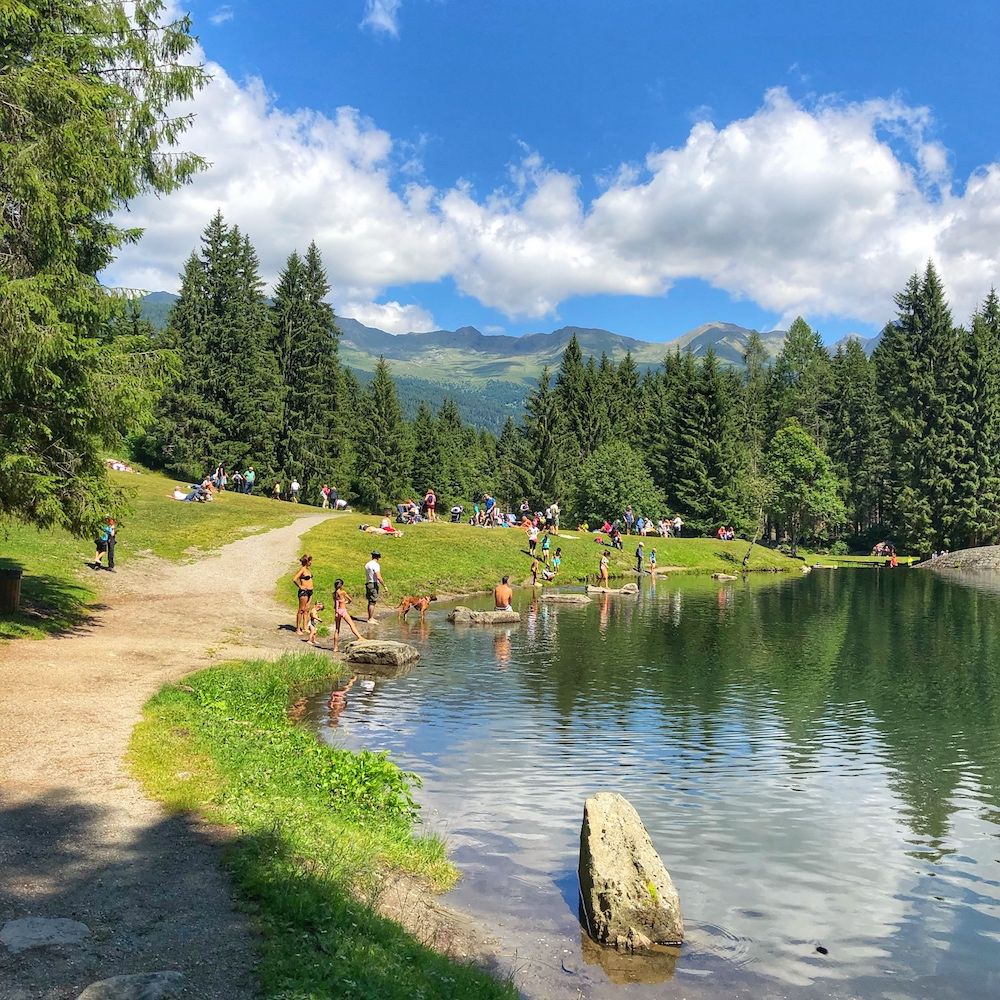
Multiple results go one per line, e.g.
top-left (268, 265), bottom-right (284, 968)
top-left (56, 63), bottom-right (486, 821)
top-left (530, 558), bottom-right (539, 586)
top-left (332, 579), bottom-right (363, 652)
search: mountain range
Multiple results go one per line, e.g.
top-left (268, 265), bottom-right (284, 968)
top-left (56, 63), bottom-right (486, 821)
top-left (138, 292), bottom-right (880, 430)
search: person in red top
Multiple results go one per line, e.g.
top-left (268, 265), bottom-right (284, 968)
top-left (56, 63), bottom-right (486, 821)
top-left (424, 488), bottom-right (437, 522)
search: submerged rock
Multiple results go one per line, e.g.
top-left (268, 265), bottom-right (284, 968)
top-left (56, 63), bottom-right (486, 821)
top-left (586, 583), bottom-right (639, 595)
top-left (711, 572), bottom-right (737, 581)
top-left (0, 917), bottom-right (90, 953)
top-left (344, 640), bottom-right (419, 667)
top-left (579, 792), bottom-right (683, 952)
top-left (448, 607), bottom-right (521, 624)
top-left (76, 972), bottom-right (184, 1000)
top-left (541, 593), bottom-right (592, 604)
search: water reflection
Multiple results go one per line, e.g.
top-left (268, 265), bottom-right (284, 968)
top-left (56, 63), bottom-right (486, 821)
top-left (307, 571), bottom-right (1000, 999)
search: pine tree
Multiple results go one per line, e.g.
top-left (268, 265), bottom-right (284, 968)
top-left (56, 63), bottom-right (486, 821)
top-left (270, 243), bottom-right (343, 501)
top-left (409, 401), bottom-right (442, 498)
top-left (0, 0), bottom-right (205, 534)
top-left (773, 317), bottom-right (831, 446)
top-left (495, 417), bottom-right (535, 508)
top-left (353, 357), bottom-right (412, 511)
top-left (613, 352), bottom-right (644, 442)
top-left (827, 340), bottom-right (887, 535)
top-left (524, 367), bottom-right (565, 501)
top-left (148, 214), bottom-right (283, 479)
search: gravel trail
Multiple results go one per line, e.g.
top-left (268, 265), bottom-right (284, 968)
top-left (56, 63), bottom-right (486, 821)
top-left (0, 514), bottom-right (330, 999)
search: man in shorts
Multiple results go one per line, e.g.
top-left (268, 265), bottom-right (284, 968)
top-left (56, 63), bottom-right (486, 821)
top-left (364, 550), bottom-right (387, 622)
top-left (494, 576), bottom-right (513, 611)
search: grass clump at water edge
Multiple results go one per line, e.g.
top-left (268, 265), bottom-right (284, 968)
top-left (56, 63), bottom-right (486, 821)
top-left (129, 652), bottom-right (515, 1000)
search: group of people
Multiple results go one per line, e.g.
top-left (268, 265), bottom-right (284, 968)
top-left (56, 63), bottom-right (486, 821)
top-left (291, 550), bottom-right (389, 653)
top-left (716, 525), bottom-right (737, 541)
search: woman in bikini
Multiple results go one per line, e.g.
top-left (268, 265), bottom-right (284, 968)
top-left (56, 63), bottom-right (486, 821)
top-left (292, 554), bottom-right (314, 634)
top-left (332, 578), bottom-right (364, 652)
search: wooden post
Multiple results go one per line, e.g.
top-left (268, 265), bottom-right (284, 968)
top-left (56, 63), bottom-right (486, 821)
top-left (0, 568), bottom-right (23, 614)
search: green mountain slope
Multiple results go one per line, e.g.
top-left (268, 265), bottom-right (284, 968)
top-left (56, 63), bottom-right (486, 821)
top-left (137, 292), bottom-right (793, 429)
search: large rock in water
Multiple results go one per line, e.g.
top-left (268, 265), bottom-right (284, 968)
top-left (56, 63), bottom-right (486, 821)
top-left (541, 592), bottom-right (592, 604)
top-left (586, 583), bottom-right (639, 595)
top-left (579, 792), bottom-right (683, 952)
top-left (922, 545), bottom-right (1000, 571)
top-left (448, 606), bottom-right (521, 624)
top-left (344, 640), bottom-right (419, 667)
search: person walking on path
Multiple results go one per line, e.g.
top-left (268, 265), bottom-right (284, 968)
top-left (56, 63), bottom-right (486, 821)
top-left (290, 479), bottom-right (300, 503)
top-left (364, 550), bottom-right (387, 622)
top-left (494, 576), bottom-right (513, 611)
top-left (292, 554), bottom-right (314, 634)
top-left (272, 481), bottom-right (282, 501)
top-left (598, 551), bottom-right (610, 586)
top-left (332, 579), bottom-right (364, 652)
top-left (635, 541), bottom-right (644, 575)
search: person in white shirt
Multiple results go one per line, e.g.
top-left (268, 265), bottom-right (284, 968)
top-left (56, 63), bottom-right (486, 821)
top-left (364, 550), bottom-right (387, 622)
top-left (290, 479), bottom-right (300, 502)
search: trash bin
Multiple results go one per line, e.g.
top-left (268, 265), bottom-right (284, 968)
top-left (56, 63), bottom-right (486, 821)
top-left (0, 568), bottom-right (23, 614)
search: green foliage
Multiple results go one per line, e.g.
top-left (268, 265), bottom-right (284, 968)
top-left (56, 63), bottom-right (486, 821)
top-left (524, 367), bottom-right (565, 500)
top-left (130, 654), bottom-right (516, 1000)
top-left (353, 358), bottom-right (413, 511)
top-left (0, 0), bottom-right (205, 536)
top-left (766, 419), bottom-right (845, 554)
top-left (567, 442), bottom-right (665, 524)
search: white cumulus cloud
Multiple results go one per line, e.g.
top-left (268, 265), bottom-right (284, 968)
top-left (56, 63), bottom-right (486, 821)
top-left (106, 50), bottom-right (1000, 332)
top-left (208, 5), bottom-right (234, 26)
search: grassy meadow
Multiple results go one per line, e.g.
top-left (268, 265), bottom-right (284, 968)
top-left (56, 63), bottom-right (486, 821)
top-left (279, 513), bottom-right (800, 611)
top-left (0, 468), bottom-right (303, 639)
top-left (130, 653), bottom-right (516, 1000)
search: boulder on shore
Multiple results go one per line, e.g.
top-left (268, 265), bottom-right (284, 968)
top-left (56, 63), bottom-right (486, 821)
top-left (344, 640), bottom-right (419, 668)
top-left (448, 606), bottom-right (521, 624)
top-left (541, 592), bottom-right (592, 604)
top-left (579, 792), bottom-right (683, 952)
top-left (586, 583), bottom-right (639, 596)
top-left (76, 972), bottom-right (184, 1000)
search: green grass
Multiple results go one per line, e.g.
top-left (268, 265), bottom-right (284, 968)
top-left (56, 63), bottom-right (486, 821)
top-left (281, 515), bottom-right (799, 609)
top-left (130, 653), bottom-right (515, 1000)
top-left (1, 468), bottom-right (305, 639)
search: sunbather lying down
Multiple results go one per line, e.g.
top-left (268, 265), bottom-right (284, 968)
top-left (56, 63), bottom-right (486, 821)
top-left (357, 523), bottom-right (402, 536)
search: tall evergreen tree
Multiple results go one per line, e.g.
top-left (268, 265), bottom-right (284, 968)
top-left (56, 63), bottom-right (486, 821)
top-left (773, 317), bottom-right (831, 446)
top-left (148, 213), bottom-right (283, 478)
top-left (353, 357), bottom-right (412, 511)
top-left (524, 367), bottom-right (565, 501)
top-left (613, 352), bottom-right (644, 442)
top-left (495, 417), bottom-right (535, 508)
top-left (270, 243), bottom-right (344, 500)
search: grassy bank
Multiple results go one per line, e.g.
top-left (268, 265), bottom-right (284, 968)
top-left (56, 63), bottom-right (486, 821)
top-left (280, 514), bottom-right (800, 609)
top-left (130, 653), bottom-right (514, 1000)
top-left (1, 468), bottom-right (304, 639)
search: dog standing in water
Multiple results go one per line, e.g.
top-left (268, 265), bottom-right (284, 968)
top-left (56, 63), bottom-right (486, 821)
top-left (399, 595), bottom-right (437, 620)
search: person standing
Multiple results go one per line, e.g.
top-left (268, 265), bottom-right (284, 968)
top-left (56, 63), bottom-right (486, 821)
top-left (332, 579), bottom-right (363, 652)
top-left (424, 488), bottom-right (437, 522)
top-left (244, 466), bottom-right (256, 494)
top-left (649, 547), bottom-right (657, 575)
top-left (551, 501), bottom-right (560, 532)
top-left (541, 532), bottom-right (551, 565)
top-left (672, 514), bottom-right (683, 536)
top-left (292, 554), bottom-right (314, 634)
top-left (272, 481), bottom-right (282, 501)
top-left (527, 523), bottom-right (539, 556)
top-left (105, 518), bottom-right (117, 572)
top-left (321, 484), bottom-right (331, 509)
top-left (598, 550), bottom-right (610, 586)
top-left (364, 550), bottom-right (387, 622)
top-left (635, 541), bottom-right (644, 575)
top-left (92, 517), bottom-right (113, 570)
top-left (624, 506), bottom-right (635, 534)
top-left (290, 479), bottom-right (300, 503)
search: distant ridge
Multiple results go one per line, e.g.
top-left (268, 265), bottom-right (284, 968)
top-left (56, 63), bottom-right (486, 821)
top-left (137, 292), bottom-right (878, 428)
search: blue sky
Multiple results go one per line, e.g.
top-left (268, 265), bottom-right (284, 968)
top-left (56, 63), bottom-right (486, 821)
top-left (108, 0), bottom-right (1000, 342)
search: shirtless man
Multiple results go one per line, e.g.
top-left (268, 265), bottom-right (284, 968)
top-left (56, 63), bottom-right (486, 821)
top-left (494, 576), bottom-right (513, 611)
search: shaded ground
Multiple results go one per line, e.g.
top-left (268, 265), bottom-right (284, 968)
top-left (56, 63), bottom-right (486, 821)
top-left (0, 514), bottom-right (329, 999)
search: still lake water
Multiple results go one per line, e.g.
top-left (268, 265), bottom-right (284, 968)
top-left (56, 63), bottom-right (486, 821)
top-left (305, 569), bottom-right (1000, 999)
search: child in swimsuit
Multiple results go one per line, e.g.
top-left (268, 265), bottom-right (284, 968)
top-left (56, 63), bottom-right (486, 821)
top-left (332, 579), bottom-right (364, 652)
top-left (306, 602), bottom-right (325, 645)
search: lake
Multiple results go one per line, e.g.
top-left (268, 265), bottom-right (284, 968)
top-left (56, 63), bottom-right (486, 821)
top-left (305, 569), bottom-right (1000, 999)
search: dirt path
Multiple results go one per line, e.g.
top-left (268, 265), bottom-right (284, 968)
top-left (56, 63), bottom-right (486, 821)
top-left (0, 514), bottom-right (330, 999)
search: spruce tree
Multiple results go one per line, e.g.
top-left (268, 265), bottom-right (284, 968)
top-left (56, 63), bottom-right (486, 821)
top-left (409, 402), bottom-right (442, 497)
top-left (270, 243), bottom-right (343, 501)
top-left (353, 357), bottom-right (412, 511)
top-left (524, 367), bottom-right (565, 501)
top-left (613, 352), bottom-right (644, 442)
top-left (773, 317), bottom-right (831, 446)
top-left (495, 418), bottom-right (536, 508)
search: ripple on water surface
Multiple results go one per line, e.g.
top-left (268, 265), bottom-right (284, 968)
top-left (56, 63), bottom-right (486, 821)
top-left (307, 571), bottom-right (1000, 1000)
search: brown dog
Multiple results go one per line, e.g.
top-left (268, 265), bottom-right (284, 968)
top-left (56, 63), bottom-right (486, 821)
top-left (399, 595), bottom-right (437, 619)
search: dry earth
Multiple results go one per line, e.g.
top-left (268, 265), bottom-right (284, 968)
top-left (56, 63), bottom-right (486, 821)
top-left (0, 514), bottom-right (330, 999)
